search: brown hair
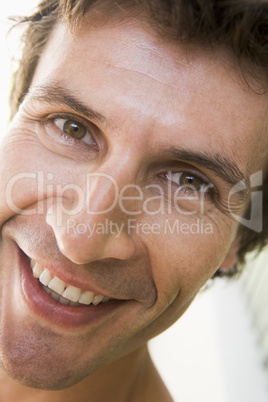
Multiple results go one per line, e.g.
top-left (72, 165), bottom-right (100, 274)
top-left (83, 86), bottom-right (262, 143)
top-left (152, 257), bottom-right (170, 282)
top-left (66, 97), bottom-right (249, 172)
top-left (9, 0), bottom-right (268, 275)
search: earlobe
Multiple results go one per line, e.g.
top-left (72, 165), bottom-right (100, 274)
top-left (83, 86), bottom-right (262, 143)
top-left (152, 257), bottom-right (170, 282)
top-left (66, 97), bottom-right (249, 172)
top-left (220, 237), bottom-right (241, 271)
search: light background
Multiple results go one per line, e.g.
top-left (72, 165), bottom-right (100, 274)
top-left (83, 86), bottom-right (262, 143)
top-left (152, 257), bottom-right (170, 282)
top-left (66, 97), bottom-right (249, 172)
top-left (0, 2), bottom-right (267, 401)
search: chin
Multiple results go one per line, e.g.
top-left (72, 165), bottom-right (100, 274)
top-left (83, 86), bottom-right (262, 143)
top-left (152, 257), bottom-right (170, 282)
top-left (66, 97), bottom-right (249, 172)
top-left (0, 331), bottom-right (99, 391)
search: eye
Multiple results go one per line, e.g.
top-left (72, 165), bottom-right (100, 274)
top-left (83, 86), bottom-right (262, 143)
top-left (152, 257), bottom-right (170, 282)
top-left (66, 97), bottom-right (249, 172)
top-left (54, 118), bottom-right (97, 146)
top-left (166, 171), bottom-right (211, 192)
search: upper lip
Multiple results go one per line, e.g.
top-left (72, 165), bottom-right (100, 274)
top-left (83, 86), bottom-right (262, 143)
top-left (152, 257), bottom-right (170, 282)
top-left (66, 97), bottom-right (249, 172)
top-left (4, 220), bottom-right (156, 305)
top-left (24, 251), bottom-right (127, 300)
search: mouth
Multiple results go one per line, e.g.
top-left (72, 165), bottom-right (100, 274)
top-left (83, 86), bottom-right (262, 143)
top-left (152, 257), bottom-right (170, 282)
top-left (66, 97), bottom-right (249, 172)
top-left (31, 260), bottom-right (111, 307)
top-left (16, 247), bottom-right (127, 329)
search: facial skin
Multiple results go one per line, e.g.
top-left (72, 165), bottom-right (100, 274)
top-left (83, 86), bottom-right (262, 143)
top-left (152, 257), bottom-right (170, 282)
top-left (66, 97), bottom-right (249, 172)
top-left (0, 14), bottom-right (267, 400)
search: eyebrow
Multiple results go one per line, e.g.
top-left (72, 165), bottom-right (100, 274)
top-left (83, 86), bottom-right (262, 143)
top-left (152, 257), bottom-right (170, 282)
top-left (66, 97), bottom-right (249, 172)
top-left (163, 148), bottom-right (250, 196)
top-left (26, 84), bottom-right (106, 125)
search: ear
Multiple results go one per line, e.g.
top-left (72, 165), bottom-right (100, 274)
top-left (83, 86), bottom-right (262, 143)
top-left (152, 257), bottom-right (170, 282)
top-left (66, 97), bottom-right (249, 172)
top-left (220, 237), bottom-right (241, 271)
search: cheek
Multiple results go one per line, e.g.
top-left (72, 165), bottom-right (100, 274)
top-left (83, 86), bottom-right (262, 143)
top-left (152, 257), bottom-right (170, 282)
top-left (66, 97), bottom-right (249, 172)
top-left (0, 135), bottom-right (48, 224)
top-left (0, 129), bottom-right (81, 227)
top-left (143, 213), bottom-right (234, 304)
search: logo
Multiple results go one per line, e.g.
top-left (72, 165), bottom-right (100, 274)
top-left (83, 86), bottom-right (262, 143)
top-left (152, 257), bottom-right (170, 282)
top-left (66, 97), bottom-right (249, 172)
top-left (228, 170), bottom-right (263, 233)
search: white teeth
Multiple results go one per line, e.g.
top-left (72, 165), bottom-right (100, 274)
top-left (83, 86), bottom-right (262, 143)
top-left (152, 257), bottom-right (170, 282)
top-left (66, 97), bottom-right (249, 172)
top-left (93, 294), bottom-right (104, 305)
top-left (62, 285), bottom-right (82, 303)
top-left (69, 301), bottom-right (80, 307)
top-left (30, 260), bottom-right (111, 306)
top-left (59, 295), bottom-right (70, 305)
top-left (43, 286), bottom-right (52, 295)
top-left (33, 262), bottom-right (43, 278)
top-left (79, 290), bottom-right (94, 305)
top-left (39, 269), bottom-right (52, 286)
top-left (48, 277), bottom-right (66, 295)
top-left (50, 290), bottom-right (61, 302)
top-left (102, 296), bottom-right (110, 303)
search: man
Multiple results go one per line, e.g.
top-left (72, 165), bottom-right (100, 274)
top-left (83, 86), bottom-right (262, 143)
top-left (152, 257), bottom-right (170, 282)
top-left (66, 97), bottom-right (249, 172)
top-left (0, 0), bottom-right (267, 400)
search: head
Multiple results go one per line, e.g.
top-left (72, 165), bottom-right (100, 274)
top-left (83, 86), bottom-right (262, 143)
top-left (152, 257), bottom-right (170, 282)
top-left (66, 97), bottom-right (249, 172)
top-left (0, 0), bottom-right (267, 391)
top-left (10, 0), bottom-right (268, 272)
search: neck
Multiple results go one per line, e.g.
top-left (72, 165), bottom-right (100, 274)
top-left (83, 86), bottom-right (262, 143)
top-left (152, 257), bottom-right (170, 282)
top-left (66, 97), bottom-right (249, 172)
top-left (0, 345), bottom-right (173, 402)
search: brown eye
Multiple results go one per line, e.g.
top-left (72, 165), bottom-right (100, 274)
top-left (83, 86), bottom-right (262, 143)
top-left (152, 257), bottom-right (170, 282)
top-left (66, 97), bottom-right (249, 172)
top-left (53, 118), bottom-right (97, 147)
top-left (180, 173), bottom-right (203, 191)
top-left (166, 171), bottom-right (209, 192)
top-left (62, 119), bottom-right (87, 139)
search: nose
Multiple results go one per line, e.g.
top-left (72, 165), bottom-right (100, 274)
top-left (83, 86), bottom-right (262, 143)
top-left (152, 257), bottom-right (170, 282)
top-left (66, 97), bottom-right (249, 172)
top-left (46, 170), bottom-right (136, 264)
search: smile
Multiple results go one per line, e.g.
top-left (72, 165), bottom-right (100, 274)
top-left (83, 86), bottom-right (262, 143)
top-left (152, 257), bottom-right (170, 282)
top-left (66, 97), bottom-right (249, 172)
top-left (31, 260), bottom-right (111, 307)
top-left (13, 244), bottom-right (126, 328)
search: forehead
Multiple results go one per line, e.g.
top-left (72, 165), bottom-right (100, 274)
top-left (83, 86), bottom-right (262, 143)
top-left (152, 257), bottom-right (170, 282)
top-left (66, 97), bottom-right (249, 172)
top-left (31, 17), bottom-right (268, 173)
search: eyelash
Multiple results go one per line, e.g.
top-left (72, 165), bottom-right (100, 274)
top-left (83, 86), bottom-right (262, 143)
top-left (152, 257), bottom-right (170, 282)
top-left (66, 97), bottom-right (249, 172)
top-left (45, 113), bottom-right (99, 149)
top-left (41, 113), bottom-right (217, 201)
top-left (159, 170), bottom-right (217, 200)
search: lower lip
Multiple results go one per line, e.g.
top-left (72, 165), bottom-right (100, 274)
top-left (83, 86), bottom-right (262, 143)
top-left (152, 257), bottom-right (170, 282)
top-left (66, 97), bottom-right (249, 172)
top-left (18, 248), bottom-right (123, 329)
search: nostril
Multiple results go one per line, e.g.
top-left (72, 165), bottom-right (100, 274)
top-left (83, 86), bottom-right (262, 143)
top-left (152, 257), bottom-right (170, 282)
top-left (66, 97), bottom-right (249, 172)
top-left (46, 198), bottom-right (135, 264)
top-left (103, 233), bottom-right (135, 261)
top-left (46, 217), bottom-right (135, 264)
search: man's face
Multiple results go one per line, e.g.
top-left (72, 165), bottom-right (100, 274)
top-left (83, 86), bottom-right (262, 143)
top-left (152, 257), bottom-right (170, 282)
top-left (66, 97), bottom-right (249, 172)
top-left (0, 16), bottom-right (267, 389)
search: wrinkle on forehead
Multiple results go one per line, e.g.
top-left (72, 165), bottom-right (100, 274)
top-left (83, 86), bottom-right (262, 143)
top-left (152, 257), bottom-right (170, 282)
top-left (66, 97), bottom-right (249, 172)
top-left (33, 17), bottom-right (268, 174)
top-left (53, 18), bottom-right (267, 106)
